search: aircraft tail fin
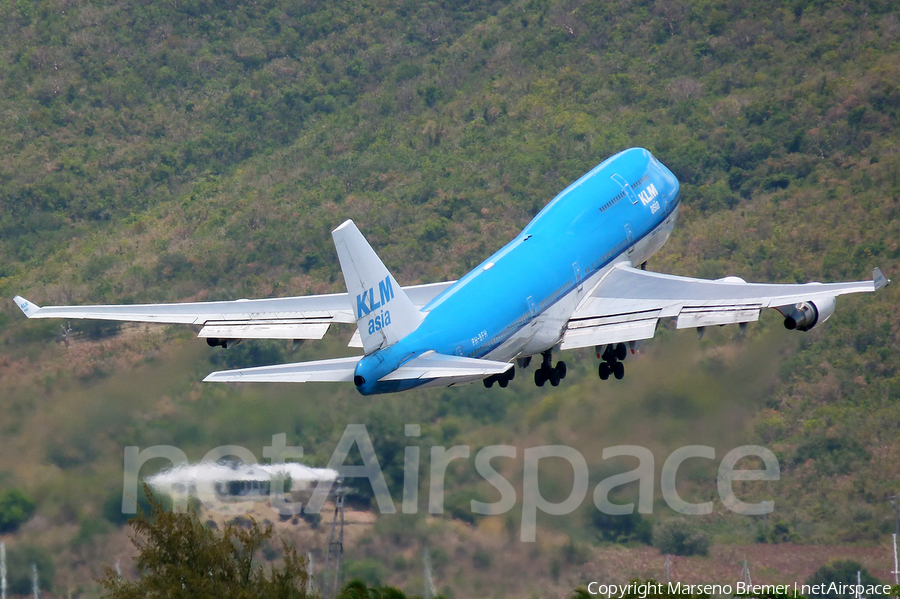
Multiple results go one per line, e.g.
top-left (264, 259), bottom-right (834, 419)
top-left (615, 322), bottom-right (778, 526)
top-left (332, 220), bottom-right (424, 354)
top-left (13, 296), bottom-right (40, 318)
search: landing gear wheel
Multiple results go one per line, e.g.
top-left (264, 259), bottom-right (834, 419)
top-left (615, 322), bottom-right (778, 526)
top-left (613, 361), bottom-right (625, 380)
top-left (498, 377), bottom-right (508, 388)
top-left (484, 378), bottom-right (494, 388)
top-left (555, 361), bottom-right (567, 379)
top-left (534, 369), bottom-right (546, 387)
top-left (507, 367), bottom-right (515, 381)
top-left (549, 369), bottom-right (561, 386)
top-left (615, 343), bottom-right (627, 361)
top-left (602, 345), bottom-right (616, 363)
top-left (598, 362), bottom-right (610, 380)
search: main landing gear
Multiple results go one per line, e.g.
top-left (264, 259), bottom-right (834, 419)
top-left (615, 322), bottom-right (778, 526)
top-left (483, 351), bottom-right (568, 389)
top-left (534, 350), bottom-right (567, 387)
top-left (484, 366), bottom-right (515, 388)
top-left (597, 343), bottom-right (626, 380)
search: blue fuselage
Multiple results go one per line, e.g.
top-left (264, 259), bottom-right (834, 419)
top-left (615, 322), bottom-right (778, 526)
top-left (354, 148), bottom-right (681, 394)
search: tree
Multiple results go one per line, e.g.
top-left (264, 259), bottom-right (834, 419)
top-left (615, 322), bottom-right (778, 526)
top-left (591, 509), bottom-right (652, 545)
top-left (0, 488), bottom-right (36, 533)
top-left (337, 578), bottom-right (446, 599)
top-left (99, 489), bottom-right (310, 599)
top-left (102, 487), bottom-right (172, 527)
top-left (653, 519), bottom-right (709, 557)
top-left (805, 560), bottom-right (889, 599)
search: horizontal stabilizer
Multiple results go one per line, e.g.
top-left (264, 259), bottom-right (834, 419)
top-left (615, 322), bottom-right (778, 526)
top-left (348, 329), bottom-right (363, 348)
top-left (203, 356), bottom-right (360, 383)
top-left (380, 351), bottom-right (512, 381)
top-left (203, 351), bottom-right (512, 385)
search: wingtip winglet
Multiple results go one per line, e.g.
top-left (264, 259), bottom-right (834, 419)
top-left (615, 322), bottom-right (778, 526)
top-left (331, 219), bottom-right (355, 234)
top-left (12, 296), bottom-right (40, 317)
top-left (874, 267), bottom-right (890, 291)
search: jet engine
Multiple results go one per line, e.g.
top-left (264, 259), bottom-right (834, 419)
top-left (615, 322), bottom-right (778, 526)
top-left (206, 338), bottom-right (242, 348)
top-left (783, 297), bottom-right (836, 331)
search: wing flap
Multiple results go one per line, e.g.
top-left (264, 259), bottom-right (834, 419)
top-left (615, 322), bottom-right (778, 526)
top-left (560, 313), bottom-right (659, 350)
top-left (203, 356), bottom-right (360, 383)
top-left (675, 305), bottom-right (761, 329)
top-left (379, 351), bottom-right (512, 381)
top-left (198, 322), bottom-right (331, 340)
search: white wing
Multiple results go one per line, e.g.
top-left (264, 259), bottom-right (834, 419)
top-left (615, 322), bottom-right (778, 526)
top-left (12, 281), bottom-right (454, 342)
top-left (561, 264), bottom-right (889, 350)
top-left (203, 350), bottom-right (510, 384)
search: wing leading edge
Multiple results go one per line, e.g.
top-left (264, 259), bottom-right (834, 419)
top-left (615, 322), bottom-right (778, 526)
top-left (562, 264), bottom-right (889, 349)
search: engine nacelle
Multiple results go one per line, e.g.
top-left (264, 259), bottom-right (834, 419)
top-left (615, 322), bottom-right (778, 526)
top-left (783, 297), bottom-right (836, 331)
top-left (205, 338), bottom-right (242, 349)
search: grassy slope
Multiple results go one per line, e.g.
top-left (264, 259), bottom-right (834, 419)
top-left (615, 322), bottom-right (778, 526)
top-left (0, 0), bottom-right (899, 596)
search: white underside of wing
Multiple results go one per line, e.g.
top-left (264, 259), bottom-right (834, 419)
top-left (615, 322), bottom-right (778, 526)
top-left (12, 280), bottom-right (455, 342)
top-left (14, 294), bottom-right (354, 324)
top-left (379, 351), bottom-right (512, 381)
top-left (561, 264), bottom-right (880, 350)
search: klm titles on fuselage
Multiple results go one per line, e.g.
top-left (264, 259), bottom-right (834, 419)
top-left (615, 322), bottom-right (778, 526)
top-left (637, 183), bottom-right (660, 214)
top-left (637, 183), bottom-right (659, 205)
top-left (357, 276), bottom-right (395, 334)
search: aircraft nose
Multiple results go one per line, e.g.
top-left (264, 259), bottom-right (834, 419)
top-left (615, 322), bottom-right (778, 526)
top-left (667, 179), bottom-right (680, 210)
top-left (650, 154), bottom-right (680, 210)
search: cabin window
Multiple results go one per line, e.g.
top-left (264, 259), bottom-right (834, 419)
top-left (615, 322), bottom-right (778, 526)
top-left (630, 174), bottom-right (650, 189)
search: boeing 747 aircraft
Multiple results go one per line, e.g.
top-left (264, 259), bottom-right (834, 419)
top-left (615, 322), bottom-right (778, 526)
top-left (13, 148), bottom-right (890, 394)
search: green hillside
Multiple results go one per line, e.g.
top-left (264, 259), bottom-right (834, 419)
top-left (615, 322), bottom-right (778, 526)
top-left (1, 0), bottom-right (899, 596)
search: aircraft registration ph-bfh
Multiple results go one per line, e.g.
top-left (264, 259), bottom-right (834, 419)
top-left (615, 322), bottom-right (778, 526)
top-left (14, 148), bottom-right (890, 395)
